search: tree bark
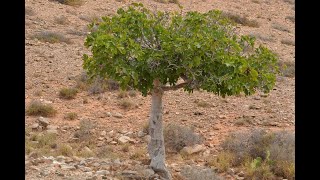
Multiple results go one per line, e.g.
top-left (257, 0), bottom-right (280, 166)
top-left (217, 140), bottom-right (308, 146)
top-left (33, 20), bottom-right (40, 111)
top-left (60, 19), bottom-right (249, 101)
top-left (148, 79), bottom-right (172, 180)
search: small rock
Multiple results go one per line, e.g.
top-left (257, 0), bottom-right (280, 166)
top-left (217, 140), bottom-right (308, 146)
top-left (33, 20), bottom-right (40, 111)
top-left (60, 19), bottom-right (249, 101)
top-left (141, 169), bottom-right (154, 177)
top-left (114, 159), bottom-right (121, 164)
top-left (110, 141), bottom-right (117, 145)
top-left (97, 142), bottom-right (105, 147)
top-left (180, 144), bottom-right (206, 155)
top-left (60, 164), bottom-right (76, 170)
top-left (113, 113), bottom-right (123, 118)
top-left (137, 131), bottom-right (145, 138)
top-left (38, 117), bottom-right (50, 128)
top-left (57, 155), bottom-right (66, 161)
top-left (40, 170), bottom-right (50, 176)
top-left (47, 125), bottom-right (58, 130)
top-left (120, 130), bottom-right (128, 134)
top-left (25, 160), bottom-right (31, 166)
top-left (92, 162), bottom-right (100, 167)
top-left (96, 170), bottom-right (110, 176)
top-left (61, 126), bottom-right (69, 130)
top-left (31, 123), bottom-right (39, 129)
top-left (106, 112), bottom-right (112, 117)
top-left (72, 156), bottom-right (82, 162)
top-left (65, 157), bottom-right (73, 163)
top-left (30, 166), bottom-right (40, 171)
top-left (253, 96), bottom-right (261, 100)
top-left (108, 130), bottom-right (115, 137)
top-left (122, 170), bottom-right (138, 175)
top-left (28, 152), bottom-right (39, 159)
top-left (212, 125), bottom-right (220, 130)
top-left (118, 136), bottom-right (134, 144)
top-left (80, 160), bottom-right (87, 166)
top-left (82, 167), bottom-right (93, 172)
top-left (218, 115), bottom-right (227, 119)
top-left (236, 176), bottom-right (245, 180)
top-left (100, 131), bottom-right (107, 136)
top-left (98, 137), bottom-right (105, 141)
top-left (106, 137), bottom-right (113, 143)
top-left (85, 171), bottom-right (93, 176)
top-left (203, 149), bottom-right (211, 157)
top-left (238, 171), bottom-right (245, 177)
top-left (143, 135), bottom-right (151, 143)
top-left (227, 168), bottom-right (235, 175)
top-left (47, 129), bottom-right (58, 134)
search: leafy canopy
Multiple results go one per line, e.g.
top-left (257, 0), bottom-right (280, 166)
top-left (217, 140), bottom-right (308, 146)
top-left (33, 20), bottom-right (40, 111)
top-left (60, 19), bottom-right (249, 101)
top-left (83, 3), bottom-right (278, 97)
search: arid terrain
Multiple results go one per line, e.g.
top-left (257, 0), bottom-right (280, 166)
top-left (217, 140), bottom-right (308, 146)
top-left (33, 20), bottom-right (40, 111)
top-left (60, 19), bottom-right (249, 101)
top-left (25, 0), bottom-right (295, 179)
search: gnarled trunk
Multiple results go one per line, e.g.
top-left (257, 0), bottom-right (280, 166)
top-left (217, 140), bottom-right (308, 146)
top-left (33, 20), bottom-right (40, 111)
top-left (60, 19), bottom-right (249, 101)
top-left (148, 79), bottom-right (172, 180)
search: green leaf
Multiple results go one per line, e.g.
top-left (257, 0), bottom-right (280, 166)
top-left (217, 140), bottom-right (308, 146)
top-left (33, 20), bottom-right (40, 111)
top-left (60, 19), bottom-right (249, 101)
top-left (83, 3), bottom-right (278, 97)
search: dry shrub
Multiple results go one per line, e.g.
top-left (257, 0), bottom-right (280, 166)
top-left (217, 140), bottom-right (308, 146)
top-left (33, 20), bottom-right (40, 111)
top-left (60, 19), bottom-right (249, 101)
top-left (181, 165), bottom-right (224, 180)
top-left (164, 123), bottom-right (204, 152)
top-left (32, 31), bottom-right (71, 44)
top-left (26, 100), bottom-right (57, 117)
top-left (222, 12), bottom-right (260, 27)
top-left (59, 87), bottom-right (78, 99)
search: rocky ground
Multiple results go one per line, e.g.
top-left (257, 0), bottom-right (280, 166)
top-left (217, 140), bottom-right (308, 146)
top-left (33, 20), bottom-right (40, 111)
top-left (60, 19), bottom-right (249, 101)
top-left (25, 0), bottom-right (295, 179)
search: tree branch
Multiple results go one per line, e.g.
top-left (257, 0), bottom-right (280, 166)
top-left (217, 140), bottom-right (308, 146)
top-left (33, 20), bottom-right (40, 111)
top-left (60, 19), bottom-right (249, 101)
top-left (161, 81), bottom-right (190, 91)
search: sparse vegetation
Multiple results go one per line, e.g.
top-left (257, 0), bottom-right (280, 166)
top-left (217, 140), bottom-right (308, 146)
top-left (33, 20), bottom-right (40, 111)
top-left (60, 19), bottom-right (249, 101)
top-left (36, 133), bottom-right (57, 148)
top-left (52, 0), bottom-right (84, 6)
top-left (219, 129), bottom-right (295, 179)
top-left (128, 90), bottom-right (137, 97)
top-left (142, 122), bottom-right (149, 134)
top-left (181, 165), bottom-right (224, 180)
top-left (194, 99), bottom-right (212, 108)
top-left (283, 0), bottom-right (295, 5)
top-left (222, 12), bottom-right (260, 27)
top-left (278, 61), bottom-right (295, 77)
top-left (121, 144), bottom-right (130, 152)
top-left (32, 31), bottom-right (71, 44)
top-left (25, 6), bottom-right (35, 16)
top-left (54, 15), bottom-right (69, 25)
top-left (74, 119), bottom-right (95, 142)
top-left (130, 148), bottom-right (146, 160)
top-left (57, 144), bottom-right (73, 156)
top-left (249, 33), bottom-right (275, 42)
top-left (281, 38), bottom-right (295, 46)
top-left (96, 146), bottom-right (117, 159)
top-left (243, 157), bottom-right (275, 180)
top-left (272, 23), bottom-right (291, 33)
top-left (234, 116), bottom-right (253, 126)
top-left (75, 72), bottom-right (120, 94)
top-left (286, 16), bottom-right (295, 23)
top-left (67, 28), bottom-right (87, 36)
top-left (154, 0), bottom-right (179, 4)
top-left (88, 77), bottom-right (108, 94)
top-left (118, 90), bottom-right (129, 98)
top-left (79, 14), bottom-right (101, 23)
top-left (64, 112), bottom-right (78, 120)
top-left (77, 147), bottom-right (95, 157)
top-left (26, 100), bottom-right (57, 117)
top-left (164, 123), bottom-right (204, 152)
top-left (118, 99), bottom-right (135, 109)
top-left (26, 132), bottom-right (57, 156)
top-left (222, 129), bottom-right (273, 165)
top-left (207, 151), bottom-right (235, 172)
top-left (251, 0), bottom-right (261, 4)
top-left (59, 87), bottom-right (78, 99)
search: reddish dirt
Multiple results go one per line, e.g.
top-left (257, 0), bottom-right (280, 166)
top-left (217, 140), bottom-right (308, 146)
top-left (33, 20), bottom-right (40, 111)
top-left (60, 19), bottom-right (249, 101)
top-left (25, 0), bottom-right (295, 179)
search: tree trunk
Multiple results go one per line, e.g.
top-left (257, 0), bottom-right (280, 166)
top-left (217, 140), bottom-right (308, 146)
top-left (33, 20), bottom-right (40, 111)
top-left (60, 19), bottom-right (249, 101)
top-left (148, 79), bottom-right (172, 180)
